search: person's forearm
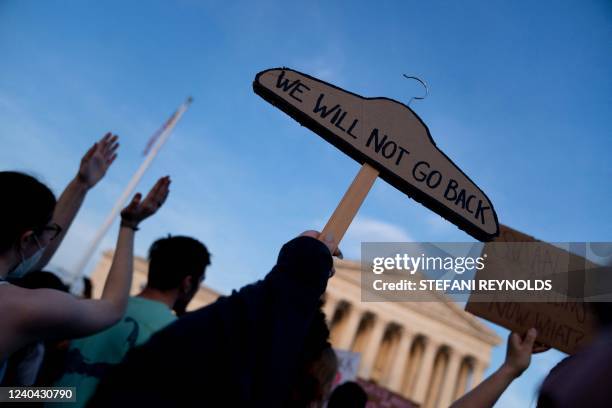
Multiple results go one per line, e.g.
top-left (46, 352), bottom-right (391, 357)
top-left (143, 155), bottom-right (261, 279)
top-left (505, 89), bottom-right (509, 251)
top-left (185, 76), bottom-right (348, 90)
top-left (100, 225), bottom-right (135, 315)
top-left (451, 365), bottom-right (517, 408)
top-left (35, 176), bottom-right (89, 269)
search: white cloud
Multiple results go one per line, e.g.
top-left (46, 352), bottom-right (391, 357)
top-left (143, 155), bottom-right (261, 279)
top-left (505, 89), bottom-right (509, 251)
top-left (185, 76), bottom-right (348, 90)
top-left (426, 212), bottom-right (454, 232)
top-left (307, 61), bottom-right (338, 83)
top-left (347, 217), bottom-right (412, 242)
top-left (291, 56), bottom-right (341, 83)
top-left (291, 40), bottom-right (345, 84)
top-left (341, 216), bottom-right (412, 260)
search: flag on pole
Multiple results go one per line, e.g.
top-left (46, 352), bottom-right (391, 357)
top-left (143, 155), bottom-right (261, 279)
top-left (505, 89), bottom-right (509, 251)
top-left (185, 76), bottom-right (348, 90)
top-left (143, 96), bottom-right (193, 156)
top-left (72, 96), bottom-right (193, 281)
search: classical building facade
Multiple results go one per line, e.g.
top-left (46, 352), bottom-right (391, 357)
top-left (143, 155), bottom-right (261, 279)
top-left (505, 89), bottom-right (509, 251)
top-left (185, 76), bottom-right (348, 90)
top-left (90, 252), bottom-right (500, 407)
top-left (325, 259), bottom-right (500, 407)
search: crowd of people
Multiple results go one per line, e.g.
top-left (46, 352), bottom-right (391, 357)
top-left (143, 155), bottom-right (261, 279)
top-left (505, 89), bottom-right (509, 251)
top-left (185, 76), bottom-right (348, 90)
top-left (0, 132), bottom-right (610, 407)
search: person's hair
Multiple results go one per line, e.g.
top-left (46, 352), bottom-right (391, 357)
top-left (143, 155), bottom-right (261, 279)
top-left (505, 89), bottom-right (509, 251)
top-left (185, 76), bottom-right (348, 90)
top-left (11, 270), bottom-right (70, 292)
top-left (82, 277), bottom-right (93, 299)
top-left (589, 263), bottom-right (612, 328)
top-left (291, 302), bottom-right (338, 406)
top-left (0, 171), bottom-right (56, 254)
top-left (328, 381), bottom-right (368, 408)
top-left (590, 302), bottom-right (612, 327)
top-left (146, 235), bottom-right (211, 291)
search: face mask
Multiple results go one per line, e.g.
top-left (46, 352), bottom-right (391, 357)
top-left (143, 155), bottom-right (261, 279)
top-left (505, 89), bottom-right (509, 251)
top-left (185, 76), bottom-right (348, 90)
top-left (9, 237), bottom-right (45, 279)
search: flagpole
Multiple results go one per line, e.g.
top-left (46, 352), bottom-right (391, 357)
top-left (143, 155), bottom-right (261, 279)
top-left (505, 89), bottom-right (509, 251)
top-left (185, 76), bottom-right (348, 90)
top-left (71, 97), bottom-right (193, 282)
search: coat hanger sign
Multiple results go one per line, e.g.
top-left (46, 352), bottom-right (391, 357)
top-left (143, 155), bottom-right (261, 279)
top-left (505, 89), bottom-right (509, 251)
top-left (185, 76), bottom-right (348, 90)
top-left (253, 67), bottom-right (499, 247)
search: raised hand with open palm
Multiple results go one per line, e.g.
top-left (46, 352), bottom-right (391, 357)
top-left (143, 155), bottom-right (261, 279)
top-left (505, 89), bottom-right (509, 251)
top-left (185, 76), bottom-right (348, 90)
top-left (120, 176), bottom-right (171, 229)
top-left (77, 132), bottom-right (119, 189)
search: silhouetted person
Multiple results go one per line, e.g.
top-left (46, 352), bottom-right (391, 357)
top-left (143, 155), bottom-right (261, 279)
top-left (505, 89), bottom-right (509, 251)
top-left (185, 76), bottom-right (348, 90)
top-left (9, 270), bottom-right (70, 292)
top-left (288, 303), bottom-right (338, 407)
top-left (328, 381), bottom-right (368, 408)
top-left (88, 231), bottom-right (338, 407)
top-left (538, 268), bottom-right (612, 408)
top-left (54, 236), bottom-right (210, 407)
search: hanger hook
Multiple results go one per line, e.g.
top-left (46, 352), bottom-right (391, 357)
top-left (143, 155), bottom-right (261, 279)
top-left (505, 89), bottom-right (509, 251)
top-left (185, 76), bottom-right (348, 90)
top-left (402, 74), bottom-right (429, 107)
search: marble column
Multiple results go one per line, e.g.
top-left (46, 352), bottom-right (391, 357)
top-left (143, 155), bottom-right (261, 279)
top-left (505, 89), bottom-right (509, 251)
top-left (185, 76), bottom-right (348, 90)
top-left (470, 359), bottom-right (487, 390)
top-left (411, 338), bottom-right (439, 405)
top-left (336, 306), bottom-right (363, 350)
top-left (402, 338), bottom-right (424, 397)
top-left (453, 359), bottom-right (471, 400)
top-left (438, 349), bottom-right (464, 408)
top-left (323, 296), bottom-right (339, 324)
top-left (358, 316), bottom-right (388, 378)
top-left (387, 327), bottom-right (414, 392)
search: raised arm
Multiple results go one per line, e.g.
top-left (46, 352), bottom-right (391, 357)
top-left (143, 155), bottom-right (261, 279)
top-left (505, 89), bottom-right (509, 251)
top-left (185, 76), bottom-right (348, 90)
top-left (100, 176), bottom-right (170, 313)
top-left (34, 133), bottom-right (119, 269)
top-left (19, 177), bottom-right (170, 344)
top-left (451, 328), bottom-right (547, 408)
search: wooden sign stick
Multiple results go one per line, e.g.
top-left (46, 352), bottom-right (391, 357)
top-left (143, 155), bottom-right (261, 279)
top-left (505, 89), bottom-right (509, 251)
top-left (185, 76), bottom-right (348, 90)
top-left (320, 163), bottom-right (380, 250)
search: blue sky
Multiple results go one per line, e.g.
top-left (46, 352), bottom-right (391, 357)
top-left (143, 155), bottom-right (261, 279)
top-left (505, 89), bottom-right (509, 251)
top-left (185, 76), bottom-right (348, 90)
top-left (1, 0), bottom-right (610, 406)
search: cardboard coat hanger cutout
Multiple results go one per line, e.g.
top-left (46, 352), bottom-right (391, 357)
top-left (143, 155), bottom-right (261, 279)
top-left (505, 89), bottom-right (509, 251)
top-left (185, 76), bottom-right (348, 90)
top-left (253, 68), bottom-right (499, 245)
